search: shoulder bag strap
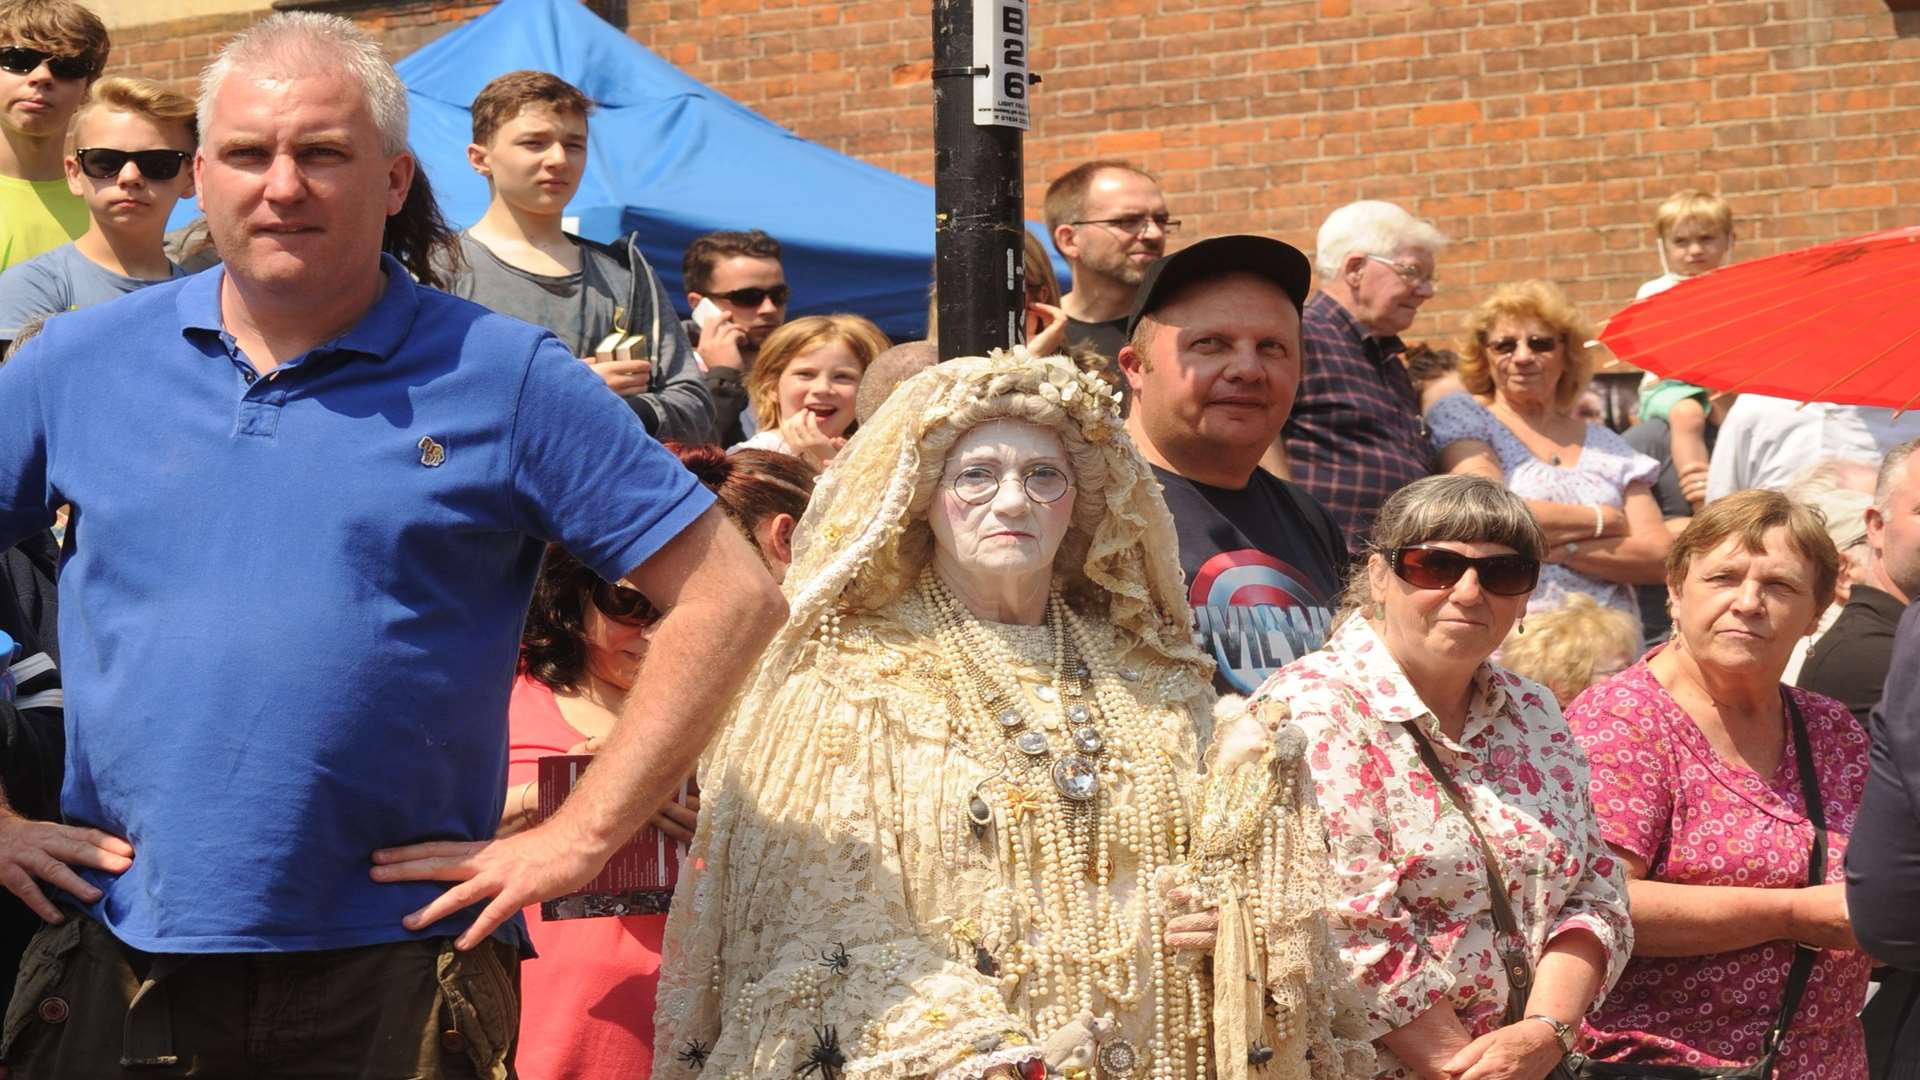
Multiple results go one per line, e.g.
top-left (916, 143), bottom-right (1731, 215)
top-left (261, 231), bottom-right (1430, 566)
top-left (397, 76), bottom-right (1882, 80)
top-left (1404, 719), bottom-right (1536, 1023)
top-left (1755, 691), bottom-right (1825, 1074)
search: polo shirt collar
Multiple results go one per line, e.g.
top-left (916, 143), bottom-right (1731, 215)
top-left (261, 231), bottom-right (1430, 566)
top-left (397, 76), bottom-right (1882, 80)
top-left (178, 252), bottom-right (420, 364)
top-left (1313, 290), bottom-right (1406, 361)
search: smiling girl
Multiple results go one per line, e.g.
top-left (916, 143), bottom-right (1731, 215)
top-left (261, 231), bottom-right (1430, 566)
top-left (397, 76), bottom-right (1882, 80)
top-left (733, 313), bottom-right (889, 469)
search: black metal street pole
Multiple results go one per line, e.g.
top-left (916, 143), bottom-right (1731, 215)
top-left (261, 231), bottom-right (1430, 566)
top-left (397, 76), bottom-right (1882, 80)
top-left (931, 0), bottom-right (1029, 360)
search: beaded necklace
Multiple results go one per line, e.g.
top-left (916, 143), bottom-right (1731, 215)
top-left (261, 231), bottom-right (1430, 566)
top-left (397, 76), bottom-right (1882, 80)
top-left (917, 569), bottom-right (1206, 1079)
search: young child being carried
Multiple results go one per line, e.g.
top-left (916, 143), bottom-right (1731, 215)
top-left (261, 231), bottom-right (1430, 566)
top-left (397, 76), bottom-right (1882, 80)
top-left (1635, 189), bottom-right (1737, 510)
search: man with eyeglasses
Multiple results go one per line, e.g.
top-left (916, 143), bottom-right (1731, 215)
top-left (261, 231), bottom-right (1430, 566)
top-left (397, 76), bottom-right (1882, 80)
top-left (0, 0), bottom-right (107, 274)
top-left (1274, 200), bottom-right (1448, 545)
top-left (1044, 160), bottom-right (1174, 368)
top-left (682, 228), bottom-right (790, 446)
top-left (0, 77), bottom-right (194, 352)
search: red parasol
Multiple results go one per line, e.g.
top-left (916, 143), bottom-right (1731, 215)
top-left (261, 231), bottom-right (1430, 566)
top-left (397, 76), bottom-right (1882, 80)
top-left (1598, 225), bottom-right (1920, 409)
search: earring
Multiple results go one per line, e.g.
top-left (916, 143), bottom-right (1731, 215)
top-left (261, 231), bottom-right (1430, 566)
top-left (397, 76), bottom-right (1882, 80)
top-left (1516, 619), bottom-right (1526, 635)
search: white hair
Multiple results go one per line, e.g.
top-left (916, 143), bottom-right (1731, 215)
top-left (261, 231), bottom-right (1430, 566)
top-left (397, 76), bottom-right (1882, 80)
top-left (1876, 438), bottom-right (1920, 513)
top-left (197, 12), bottom-right (409, 157)
top-left (1787, 458), bottom-right (1876, 553)
top-left (1313, 200), bottom-right (1449, 278)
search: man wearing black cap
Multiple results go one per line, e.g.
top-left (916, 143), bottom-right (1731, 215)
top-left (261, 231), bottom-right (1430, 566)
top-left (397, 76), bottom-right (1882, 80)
top-left (1118, 235), bottom-right (1348, 696)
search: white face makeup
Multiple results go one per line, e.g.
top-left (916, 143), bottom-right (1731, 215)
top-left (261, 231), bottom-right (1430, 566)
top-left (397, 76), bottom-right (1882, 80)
top-left (929, 420), bottom-right (1077, 611)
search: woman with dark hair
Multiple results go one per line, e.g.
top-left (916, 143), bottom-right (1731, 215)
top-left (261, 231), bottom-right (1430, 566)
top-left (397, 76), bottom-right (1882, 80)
top-left (383, 160), bottom-right (464, 291)
top-left (503, 445), bottom-right (815, 1079)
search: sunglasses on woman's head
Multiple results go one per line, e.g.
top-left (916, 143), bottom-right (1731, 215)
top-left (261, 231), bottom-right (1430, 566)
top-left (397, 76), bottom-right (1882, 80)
top-left (590, 580), bottom-right (660, 626)
top-left (1391, 545), bottom-right (1540, 597)
top-left (1488, 334), bottom-right (1561, 356)
top-left (0, 45), bottom-right (95, 80)
top-left (74, 148), bottom-right (189, 181)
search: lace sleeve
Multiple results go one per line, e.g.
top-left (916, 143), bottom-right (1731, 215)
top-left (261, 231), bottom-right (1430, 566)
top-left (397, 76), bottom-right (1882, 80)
top-left (1184, 699), bottom-right (1376, 1080)
top-left (653, 654), bottom-right (1038, 1079)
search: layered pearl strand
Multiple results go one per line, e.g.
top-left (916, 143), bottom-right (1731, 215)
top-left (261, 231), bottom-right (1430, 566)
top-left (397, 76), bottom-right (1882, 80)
top-left (919, 570), bottom-right (1202, 1079)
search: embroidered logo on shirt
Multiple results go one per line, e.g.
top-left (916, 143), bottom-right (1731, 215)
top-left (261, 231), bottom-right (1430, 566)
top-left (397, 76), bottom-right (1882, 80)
top-left (417, 436), bottom-right (446, 468)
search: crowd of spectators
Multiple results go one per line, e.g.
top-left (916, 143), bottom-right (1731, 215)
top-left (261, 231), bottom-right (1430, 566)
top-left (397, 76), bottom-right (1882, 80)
top-left (3, 2), bottom-right (1920, 1079)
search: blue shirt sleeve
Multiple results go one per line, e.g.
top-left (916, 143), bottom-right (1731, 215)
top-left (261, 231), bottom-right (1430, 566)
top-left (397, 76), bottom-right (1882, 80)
top-left (0, 333), bottom-right (56, 549)
top-left (506, 333), bottom-right (715, 582)
top-left (0, 254), bottom-right (67, 340)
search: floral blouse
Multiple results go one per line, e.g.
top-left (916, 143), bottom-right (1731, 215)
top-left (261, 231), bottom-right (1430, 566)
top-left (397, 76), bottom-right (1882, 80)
top-left (1251, 617), bottom-right (1632, 1079)
top-left (1565, 658), bottom-right (1871, 1078)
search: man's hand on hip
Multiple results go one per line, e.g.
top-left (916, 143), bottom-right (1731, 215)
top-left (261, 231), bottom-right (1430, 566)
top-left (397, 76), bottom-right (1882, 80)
top-left (369, 817), bottom-right (610, 950)
top-left (0, 808), bottom-right (133, 922)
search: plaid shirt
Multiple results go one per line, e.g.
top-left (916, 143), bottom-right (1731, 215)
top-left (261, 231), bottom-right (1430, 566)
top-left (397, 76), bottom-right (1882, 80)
top-left (1283, 292), bottom-right (1436, 544)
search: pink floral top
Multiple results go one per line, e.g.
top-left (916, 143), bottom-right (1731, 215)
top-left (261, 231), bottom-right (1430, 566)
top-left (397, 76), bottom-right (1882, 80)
top-left (1565, 657), bottom-right (1871, 1078)
top-left (1252, 618), bottom-right (1632, 1079)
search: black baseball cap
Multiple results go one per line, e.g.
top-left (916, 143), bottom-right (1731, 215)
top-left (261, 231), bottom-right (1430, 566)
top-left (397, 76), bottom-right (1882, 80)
top-left (1124, 234), bottom-right (1314, 336)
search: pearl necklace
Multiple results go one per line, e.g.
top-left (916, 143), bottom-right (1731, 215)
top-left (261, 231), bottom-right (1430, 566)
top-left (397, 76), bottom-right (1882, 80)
top-left (917, 570), bottom-right (1205, 1079)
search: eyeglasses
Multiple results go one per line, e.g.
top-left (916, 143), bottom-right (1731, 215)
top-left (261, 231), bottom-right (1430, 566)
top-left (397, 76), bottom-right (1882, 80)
top-left (74, 148), bottom-right (189, 181)
top-left (0, 46), bottom-right (96, 81)
top-left (1364, 255), bottom-right (1437, 289)
top-left (590, 579), bottom-right (660, 626)
top-left (949, 464), bottom-right (1073, 506)
top-left (1391, 545), bottom-right (1540, 597)
top-left (709, 284), bottom-right (790, 308)
top-left (1487, 334), bottom-right (1562, 357)
top-left (1070, 214), bottom-right (1181, 236)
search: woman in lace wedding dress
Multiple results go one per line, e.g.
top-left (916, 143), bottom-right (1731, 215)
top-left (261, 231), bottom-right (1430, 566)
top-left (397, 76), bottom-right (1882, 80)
top-left (652, 351), bottom-right (1367, 1080)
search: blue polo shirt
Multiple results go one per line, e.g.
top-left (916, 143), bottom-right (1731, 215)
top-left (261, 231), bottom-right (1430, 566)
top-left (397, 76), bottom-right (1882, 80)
top-left (0, 255), bottom-right (715, 953)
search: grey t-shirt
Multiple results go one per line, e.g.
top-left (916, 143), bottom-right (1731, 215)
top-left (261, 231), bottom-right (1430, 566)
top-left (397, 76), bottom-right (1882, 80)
top-left (0, 242), bottom-right (183, 339)
top-left (439, 231), bottom-right (713, 442)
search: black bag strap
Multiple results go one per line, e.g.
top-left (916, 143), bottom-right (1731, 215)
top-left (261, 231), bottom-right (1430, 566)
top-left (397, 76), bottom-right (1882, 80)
top-left (1755, 690), bottom-right (1824, 1073)
top-left (1403, 719), bottom-right (1537, 1024)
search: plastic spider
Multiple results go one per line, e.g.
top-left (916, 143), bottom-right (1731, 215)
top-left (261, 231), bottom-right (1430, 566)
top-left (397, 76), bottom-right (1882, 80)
top-left (817, 942), bottom-right (852, 975)
top-left (796, 1024), bottom-right (846, 1080)
top-left (675, 1040), bottom-right (710, 1070)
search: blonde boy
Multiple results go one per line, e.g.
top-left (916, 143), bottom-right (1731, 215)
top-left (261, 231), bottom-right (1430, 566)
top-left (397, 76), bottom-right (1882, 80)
top-left (1637, 190), bottom-right (1737, 509)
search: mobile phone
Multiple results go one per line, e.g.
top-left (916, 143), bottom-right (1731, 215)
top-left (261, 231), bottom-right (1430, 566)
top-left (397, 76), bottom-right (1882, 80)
top-left (691, 296), bottom-right (725, 331)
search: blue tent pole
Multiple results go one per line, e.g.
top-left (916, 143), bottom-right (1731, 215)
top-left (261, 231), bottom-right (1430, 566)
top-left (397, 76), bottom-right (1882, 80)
top-left (932, 0), bottom-right (1027, 359)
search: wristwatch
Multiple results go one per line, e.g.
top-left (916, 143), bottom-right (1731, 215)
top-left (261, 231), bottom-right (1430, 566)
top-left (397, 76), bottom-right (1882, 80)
top-left (1524, 1013), bottom-right (1577, 1055)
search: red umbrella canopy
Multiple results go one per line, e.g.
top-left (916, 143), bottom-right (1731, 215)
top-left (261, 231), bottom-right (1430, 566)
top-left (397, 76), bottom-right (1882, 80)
top-left (1599, 225), bottom-right (1920, 409)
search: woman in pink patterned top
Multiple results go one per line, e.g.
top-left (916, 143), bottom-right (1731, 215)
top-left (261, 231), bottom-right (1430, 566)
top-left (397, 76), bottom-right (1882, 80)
top-left (1249, 475), bottom-right (1632, 1080)
top-left (1565, 489), bottom-right (1871, 1078)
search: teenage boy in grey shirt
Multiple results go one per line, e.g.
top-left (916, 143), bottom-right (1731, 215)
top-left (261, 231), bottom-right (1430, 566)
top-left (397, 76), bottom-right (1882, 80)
top-left (438, 70), bottom-right (712, 442)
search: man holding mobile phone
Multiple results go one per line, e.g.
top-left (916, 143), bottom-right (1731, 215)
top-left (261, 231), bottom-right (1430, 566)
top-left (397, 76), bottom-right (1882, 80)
top-left (682, 228), bottom-right (788, 446)
top-left (437, 70), bottom-right (713, 442)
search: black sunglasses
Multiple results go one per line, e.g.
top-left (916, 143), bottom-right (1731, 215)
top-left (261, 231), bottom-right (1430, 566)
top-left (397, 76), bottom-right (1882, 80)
top-left (0, 46), bottom-right (96, 81)
top-left (75, 148), bottom-right (189, 182)
top-left (1488, 334), bottom-right (1561, 356)
top-left (590, 580), bottom-right (659, 626)
top-left (710, 284), bottom-right (790, 308)
top-left (1391, 545), bottom-right (1540, 597)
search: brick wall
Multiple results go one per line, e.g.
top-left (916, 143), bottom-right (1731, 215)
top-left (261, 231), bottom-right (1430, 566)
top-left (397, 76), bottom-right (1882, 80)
top-left (107, 0), bottom-right (1920, 335)
top-left (105, 0), bottom-right (489, 87)
top-left (626, 0), bottom-right (1920, 335)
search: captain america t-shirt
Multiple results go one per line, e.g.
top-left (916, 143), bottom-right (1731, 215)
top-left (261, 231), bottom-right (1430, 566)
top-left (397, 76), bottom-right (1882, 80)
top-left (1151, 465), bottom-right (1349, 696)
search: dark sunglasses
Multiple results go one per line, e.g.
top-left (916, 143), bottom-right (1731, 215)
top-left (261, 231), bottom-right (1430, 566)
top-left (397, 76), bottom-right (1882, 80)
top-left (75, 148), bottom-right (189, 181)
top-left (1488, 334), bottom-right (1561, 356)
top-left (590, 580), bottom-right (659, 626)
top-left (710, 284), bottom-right (790, 308)
top-left (0, 46), bottom-right (96, 80)
top-left (1391, 545), bottom-right (1540, 597)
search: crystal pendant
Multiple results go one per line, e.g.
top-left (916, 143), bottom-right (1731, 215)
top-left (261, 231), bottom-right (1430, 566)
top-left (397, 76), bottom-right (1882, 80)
top-left (1015, 730), bottom-right (1050, 757)
top-left (1051, 754), bottom-right (1100, 801)
top-left (1033, 685), bottom-right (1058, 703)
top-left (1072, 726), bottom-right (1105, 754)
top-left (1066, 703), bottom-right (1090, 724)
top-left (998, 707), bottom-right (1024, 731)
top-left (1097, 1037), bottom-right (1141, 1076)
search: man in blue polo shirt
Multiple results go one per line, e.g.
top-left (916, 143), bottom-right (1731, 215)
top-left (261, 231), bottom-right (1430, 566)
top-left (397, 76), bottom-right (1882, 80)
top-left (0, 13), bottom-right (784, 1075)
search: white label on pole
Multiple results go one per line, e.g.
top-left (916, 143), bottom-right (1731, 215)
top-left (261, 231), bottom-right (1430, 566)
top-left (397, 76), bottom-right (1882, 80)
top-left (973, 0), bottom-right (1030, 129)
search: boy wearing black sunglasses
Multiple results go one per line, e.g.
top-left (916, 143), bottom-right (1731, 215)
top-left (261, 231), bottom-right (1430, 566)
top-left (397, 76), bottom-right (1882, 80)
top-left (0, 76), bottom-right (193, 350)
top-left (0, 0), bottom-right (108, 275)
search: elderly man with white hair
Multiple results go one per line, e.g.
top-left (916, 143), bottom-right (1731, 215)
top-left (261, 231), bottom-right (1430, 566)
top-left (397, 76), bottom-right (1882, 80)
top-left (1274, 200), bottom-right (1447, 543)
top-left (0, 12), bottom-right (783, 1074)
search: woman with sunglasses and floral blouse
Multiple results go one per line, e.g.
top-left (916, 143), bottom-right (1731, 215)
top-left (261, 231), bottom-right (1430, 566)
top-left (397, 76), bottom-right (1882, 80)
top-left (1428, 280), bottom-right (1669, 626)
top-left (1245, 475), bottom-right (1633, 1080)
top-left (500, 444), bottom-right (816, 1079)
